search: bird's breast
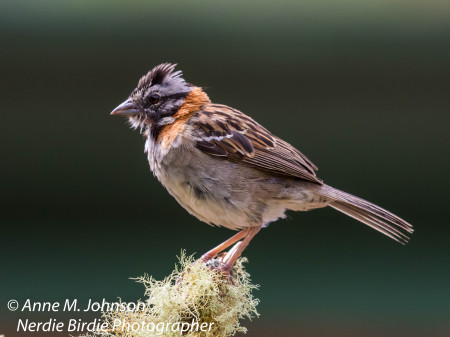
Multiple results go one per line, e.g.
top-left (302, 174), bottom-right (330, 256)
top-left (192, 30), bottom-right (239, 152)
top-left (144, 122), bottom-right (188, 176)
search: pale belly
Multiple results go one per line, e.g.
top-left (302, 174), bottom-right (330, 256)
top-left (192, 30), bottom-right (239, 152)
top-left (155, 156), bottom-right (322, 231)
top-left (148, 138), bottom-right (327, 230)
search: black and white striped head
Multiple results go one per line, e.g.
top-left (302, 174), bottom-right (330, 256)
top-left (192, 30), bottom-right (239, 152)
top-left (111, 63), bottom-right (193, 131)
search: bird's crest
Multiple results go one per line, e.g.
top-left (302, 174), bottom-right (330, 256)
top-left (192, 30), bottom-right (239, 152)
top-left (136, 63), bottom-right (182, 91)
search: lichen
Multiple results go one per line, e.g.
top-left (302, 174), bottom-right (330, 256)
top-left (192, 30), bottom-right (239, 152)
top-left (84, 251), bottom-right (259, 337)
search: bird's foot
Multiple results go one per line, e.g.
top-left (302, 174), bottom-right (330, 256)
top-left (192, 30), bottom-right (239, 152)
top-left (199, 226), bottom-right (261, 279)
top-left (201, 242), bottom-right (243, 279)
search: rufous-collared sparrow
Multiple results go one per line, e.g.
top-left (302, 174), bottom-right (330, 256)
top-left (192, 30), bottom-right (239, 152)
top-left (111, 63), bottom-right (413, 270)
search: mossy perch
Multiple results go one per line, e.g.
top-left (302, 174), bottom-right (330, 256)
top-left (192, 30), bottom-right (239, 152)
top-left (86, 248), bottom-right (259, 337)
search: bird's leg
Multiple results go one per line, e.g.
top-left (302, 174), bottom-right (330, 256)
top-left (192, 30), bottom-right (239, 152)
top-left (221, 226), bottom-right (261, 271)
top-left (201, 228), bottom-right (251, 262)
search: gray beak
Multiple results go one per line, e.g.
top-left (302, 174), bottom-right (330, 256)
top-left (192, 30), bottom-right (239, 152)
top-left (110, 98), bottom-right (140, 117)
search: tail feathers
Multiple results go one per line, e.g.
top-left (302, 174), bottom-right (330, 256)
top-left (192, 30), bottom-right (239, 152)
top-left (317, 185), bottom-right (413, 244)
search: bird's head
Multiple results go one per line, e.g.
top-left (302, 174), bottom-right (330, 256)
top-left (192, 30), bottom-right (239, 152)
top-left (111, 63), bottom-right (204, 134)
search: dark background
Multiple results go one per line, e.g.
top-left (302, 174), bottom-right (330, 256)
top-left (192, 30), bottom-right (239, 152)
top-left (1, 1), bottom-right (449, 336)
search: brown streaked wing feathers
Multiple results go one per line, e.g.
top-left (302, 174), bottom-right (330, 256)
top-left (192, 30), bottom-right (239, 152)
top-left (193, 104), bottom-right (322, 184)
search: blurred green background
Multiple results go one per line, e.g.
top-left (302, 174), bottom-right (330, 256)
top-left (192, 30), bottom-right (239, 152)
top-left (1, 1), bottom-right (449, 336)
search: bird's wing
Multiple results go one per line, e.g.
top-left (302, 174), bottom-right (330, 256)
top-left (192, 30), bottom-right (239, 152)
top-left (191, 103), bottom-right (323, 184)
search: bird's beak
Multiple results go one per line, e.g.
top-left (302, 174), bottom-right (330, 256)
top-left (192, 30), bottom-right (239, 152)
top-left (110, 98), bottom-right (140, 117)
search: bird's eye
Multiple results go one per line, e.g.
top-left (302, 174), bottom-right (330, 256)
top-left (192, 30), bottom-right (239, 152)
top-left (148, 94), bottom-right (160, 104)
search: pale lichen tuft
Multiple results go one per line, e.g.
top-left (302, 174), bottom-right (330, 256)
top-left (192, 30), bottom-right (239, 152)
top-left (83, 251), bottom-right (259, 337)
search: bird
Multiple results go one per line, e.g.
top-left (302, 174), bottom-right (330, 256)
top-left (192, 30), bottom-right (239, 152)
top-left (111, 63), bottom-right (413, 271)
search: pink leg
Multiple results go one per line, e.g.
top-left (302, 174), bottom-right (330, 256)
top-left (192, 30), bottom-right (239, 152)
top-left (201, 228), bottom-right (251, 261)
top-left (222, 226), bottom-right (261, 271)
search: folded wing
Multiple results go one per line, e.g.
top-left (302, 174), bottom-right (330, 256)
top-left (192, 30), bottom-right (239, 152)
top-left (192, 104), bottom-right (322, 184)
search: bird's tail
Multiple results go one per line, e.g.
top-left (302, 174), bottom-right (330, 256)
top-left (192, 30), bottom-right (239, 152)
top-left (316, 184), bottom-right (413, 244)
